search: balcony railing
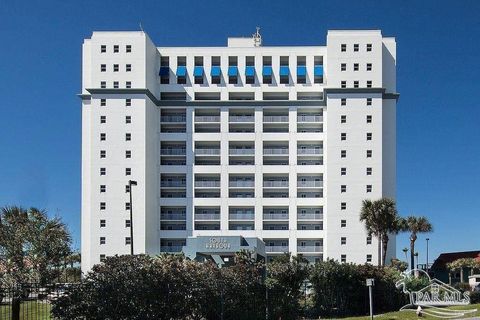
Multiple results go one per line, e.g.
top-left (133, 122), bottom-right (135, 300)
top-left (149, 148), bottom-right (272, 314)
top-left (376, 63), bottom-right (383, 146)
top-left (297, 181), bottom-right (323, 188)
top-left (266, 245), bottom-right (289, 253)
top-left (160, 213), bottom-right (186, 220)
top-left (229, 181), bottom-right (255, 188)
top-left (263, 181), bottom-right (289, 188)
top-left (263, 213), bottom-right (289, 220)
top-left (297, 148), bottom-right (323, 155)
top-left (229, 213), bottom-right (255, 220)
top-left (161, 115), bottom-right (186, 122)
top-left (160, 246), bottom-right (183, 253)
top-left (195, 213), bottom-right (220, 220)
top-left (229, 149), bottom-right (255, 155)
top-left (229, 116), bottom-right (254, 122)
top-left (161, 181), bottom-right (186, 187)
top-left (297, 213), bottom-right (323, 220)
top-left (195, 149), bottom-right (220, 155)
top-left (263, 148), bottom-right (288, 155)
top-left (297, 246), bottom-right (323, 253)
top-left (263, 116), bottom-right (289, 122)
top-left (195, 116), bottom-right (220, 122)
top-left (297, 115), bottom-right (323, 122)
top-left (161, 149), bottom-right (186, 155)
top-left (195, 181), bottom-right (220, 188)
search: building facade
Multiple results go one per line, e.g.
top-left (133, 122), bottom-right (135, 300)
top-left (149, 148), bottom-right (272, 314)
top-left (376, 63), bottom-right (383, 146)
top-left (80, 29), bottom-right (398, 273)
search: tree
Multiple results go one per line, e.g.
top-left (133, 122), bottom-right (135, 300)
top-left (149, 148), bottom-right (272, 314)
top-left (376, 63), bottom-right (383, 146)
top-left (360, 198), bottom-right (402, 266)
top-left (447, 258), bottom-right (480, 283)
top-left (0, 206), bottom-right (72, 320)
top-left (266, 253), bottom-right (310, 319)
top-left (400, 216), bottom-right (432, 271)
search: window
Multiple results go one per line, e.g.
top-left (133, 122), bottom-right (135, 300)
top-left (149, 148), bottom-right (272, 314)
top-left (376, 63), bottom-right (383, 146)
top-left (367, 254), bottom-right (372, 263)
top-left (126, 116), bottom-right (131, 124)
top-left (211, 56), bottom-right (221, 84)
top-left (367, 98), bottom-right (372, 106)
top-left (100, 167), bottom-right (106, 175)
top-left (341, 81), bottom-right (346, 88)
top-left (100, 185), bottom-right (106, 193)
top-left (341, 220), bottom-right (347, 227)
top-left (194, 56), bottom-right (204, 84)
top-left (100, 254), bottom-right (106, 262)
top-left (367, 236), bottom-right (372, 245)
top-left (100, 220), bottom-right (106, 227)
top-left (341, 202), bottom-right (347, 210)
top-left (113, 81), bottom-right (119, 88)
top-left (126, 64), bottom-right (132, 72)
top-left (125, 168), bottom-right (131, 175)
top-left (126, 150), bottom-right (131, 158)
top-left (354, 63), bottom-right (359, 71)
top-left (354, 44), bottom-right (359, 52)
top-left (341, 44), bottom-right (346, 52)
top-left (367, 115), bottom-right (372, 123)
top-left (126, 133), bottom-right (131, 141)
top-left (367, 80), bottom-right (372, 88)
top-left (160, 56), bottom-right (170, 84)
top-left (341, 98), bottom-right (346, 106)
top-left (263, 56), bottom-right (272, 84)
top-left (100, 99), bottom-right (106, 106)
top-left (341, 115), bottom-right (346, 124)
top-left (101, 64), bottom-right (106, 72)
top-left (366, 185), bottom-right (372, 193)
top-left (126, 99), bottom-right (131, 106)
top-left (125, 220), bottom-right (131, 228)
top-left (100, 150), bottom-right (106, 158)
top-left (100, 81), bottom-right (106, 88)
top-left (367, 43), bottom-right (372, 52)
top-left (367, 150), bottom-right (372, 158)
top-left (113, 45), bottom-right (119, 53)
top-left (125, 185), bottom-right (130, 193)
top-left (296, 56), bottom-right (306, 84)
top-left (367, 133), bottom-right (372, 141)
top-left (126, 45), bottom-right (132, 53)
top-left (341, 150), bottom-right (346, 158)
top-left (353, 81), bottom-right (359, 88)
top-left (113, 64), bottom-right (119, 72)
top-left (341, 255), bottom-right (346, 263)
top-left (100, 133), bottom-right (106, 141)
top-left (126, 81), bottom-right (131, 88)
top-left (100, 202), bottom-right (106, 210)
top-left (125, 237), bottom-right (131, 245)
top-left (367, 63), bottom-right (372, 71)
top-left (341, 63), bottom-right (346, 71)
top-left (100, 237), bottom-right (106, 245)
top-left (341, 167), bottom-right (346, 175)
top-left (100, 116), bottom-right (106, 123)
top-left (177, 56), bottom-right (186, 84)
top-left (366, 167), bottom-right (372, 175)
top-left (341, 237), bottom-right (346, 245)
top-left (228, 56), bottom-right (238, 84)
top-left (280, 56), bottom-right (289, 84)
top-left (341, 133), bottom-right (346, 141)
top-left (125, 202), bottom-right (131, 210)
top-left (341, 185), bottom-right (346, 193)
top-left (100, 45), bottom-right (106, 53)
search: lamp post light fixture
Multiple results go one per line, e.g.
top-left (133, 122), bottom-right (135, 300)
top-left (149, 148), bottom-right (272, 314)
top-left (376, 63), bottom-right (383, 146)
top-left (414, 252), bottom-right (419, 269)
top-left (128, 180), bottom-right (137, 255)
top-left (402, 248), bottom-right (409, 264)
top-left (426, 238), bottom-right (430, 273)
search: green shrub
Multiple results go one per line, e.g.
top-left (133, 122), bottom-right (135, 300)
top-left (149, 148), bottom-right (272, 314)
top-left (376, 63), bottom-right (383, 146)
top-left (469, 291), bottom-right (480, 304)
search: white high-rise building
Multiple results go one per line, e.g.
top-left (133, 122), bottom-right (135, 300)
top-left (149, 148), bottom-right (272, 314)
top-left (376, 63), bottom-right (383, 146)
top-left (80, 29), bottom-right (397, 273)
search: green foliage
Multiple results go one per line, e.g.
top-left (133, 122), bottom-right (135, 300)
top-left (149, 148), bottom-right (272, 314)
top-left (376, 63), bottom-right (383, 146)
top-left (400, 215), bottom-right (433, 269)
top-left (403, 274), bottom-right (430, 292)
top-left (447, 258), bottom-right (480, 272)
top-left (390, 258), bottom-right (408, 272)
top-left (470, 291), bottom-right (480, 304)
top-left (266, 254), bottom-right (310, 319)
top-left (309, 260), bottom-right (407, 318)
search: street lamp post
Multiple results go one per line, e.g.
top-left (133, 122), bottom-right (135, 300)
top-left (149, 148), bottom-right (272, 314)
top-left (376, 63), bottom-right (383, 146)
top-left (426, 238), bottom-right (430, 273)
top-left (128, 180), bottom-right (137, 255)
top-left (402, 248), bottom-right (409, 266)
top-left (414, 252), bottom-right (419, 269)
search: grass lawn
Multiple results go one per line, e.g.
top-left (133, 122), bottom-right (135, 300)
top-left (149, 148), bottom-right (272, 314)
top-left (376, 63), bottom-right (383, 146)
top-left (0, 300), bottom-right (52, 319)
top-left (339, 303), bottom-right (480, 320)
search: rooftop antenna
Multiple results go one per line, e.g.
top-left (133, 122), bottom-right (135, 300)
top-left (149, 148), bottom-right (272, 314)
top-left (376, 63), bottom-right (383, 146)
top-left (253, 27), bottom-right (262, 47)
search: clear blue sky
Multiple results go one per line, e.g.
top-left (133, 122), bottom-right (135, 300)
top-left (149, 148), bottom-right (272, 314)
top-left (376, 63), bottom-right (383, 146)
top-left (0, 0), bottom-right (479, 263)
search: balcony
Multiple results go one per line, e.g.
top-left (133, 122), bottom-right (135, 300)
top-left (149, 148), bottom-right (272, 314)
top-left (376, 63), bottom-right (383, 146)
top-left (195, 115), bottom-right (220, 122)
top-left (196, 148), bottom-right (220, 155)
top-left (229, 115), bottom-right (255, 122)
top-left (263, 148), bottom-right (288, 155)
top-left (266, 245), bottom-right (289, 253)
top-left (297, 213), bottom-right (323, 220)
top-left (229, 213), bottom-right (255, 220)
top-left (263, 181), bottom-right (289, 188)
top-left (297, 181), bottom-right (323, 188)
top-left (161, 213), bottom-right (186, 220)
top-left (229, 180), bottom-right (255, 188)
top-left (161, 115), bottom-right (186, 122)
top-left (160, 246), bottom-right (183, 253)
top-left (297, 246), bottom-right (323, 253)
top-left (297, 115), bottom-right (323, 122)
top-left (161, 181), bottom-right (186, 188)
top-left (297, 148), bottom-right (323, 155)
top-left (263, 213), bottom-right (289, 220)
top-left (195, 181), bottom-right (220, 188)
top-left (195, 213), bottom-right (220, 220)
top-left (161, 148), bottom-right (186, 156)
top-left (263, 115), bottom-right (289, 123)
top-left (229, 148), bottom-right (255, 155)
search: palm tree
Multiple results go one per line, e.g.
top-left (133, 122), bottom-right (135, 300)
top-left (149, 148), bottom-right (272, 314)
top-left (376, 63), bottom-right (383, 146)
top-left (401, 216), bottom-right (433, 271)
top-left (360, 198), bottom-right (402, 266)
